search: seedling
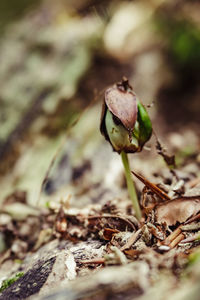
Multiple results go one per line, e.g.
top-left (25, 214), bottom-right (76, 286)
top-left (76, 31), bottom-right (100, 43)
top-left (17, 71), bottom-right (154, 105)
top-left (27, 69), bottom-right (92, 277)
top-left (100, 78), bottom-right (152, 220)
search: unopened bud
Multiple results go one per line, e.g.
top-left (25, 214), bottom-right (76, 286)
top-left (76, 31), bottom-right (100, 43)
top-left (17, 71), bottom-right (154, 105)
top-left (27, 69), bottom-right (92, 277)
top-left (100, 78), bottom-right (152, 153)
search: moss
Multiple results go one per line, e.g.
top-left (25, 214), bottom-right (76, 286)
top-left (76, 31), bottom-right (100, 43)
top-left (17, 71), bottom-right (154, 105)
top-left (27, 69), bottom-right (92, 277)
top-left (0, 272), bottom-right (24, 293)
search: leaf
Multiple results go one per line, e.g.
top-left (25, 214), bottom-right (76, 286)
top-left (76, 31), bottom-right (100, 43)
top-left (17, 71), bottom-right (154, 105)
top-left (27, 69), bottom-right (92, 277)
top-left (155, 196), bottom-right (200, 226)
top-left (103, 228), bottom-right (120, 241)
top-left (132, 171), bottom-right (200, 226)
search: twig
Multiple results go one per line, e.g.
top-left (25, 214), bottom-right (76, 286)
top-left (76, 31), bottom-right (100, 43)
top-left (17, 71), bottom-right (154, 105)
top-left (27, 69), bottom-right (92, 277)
top-left (80, 258), bottom-right (105, 265)
top-left (120, 229), bottom-right (142, 251)
top-left (163, 226), bottom-right (185, 248)
top-left (132, 171), bottom-right (171, 201)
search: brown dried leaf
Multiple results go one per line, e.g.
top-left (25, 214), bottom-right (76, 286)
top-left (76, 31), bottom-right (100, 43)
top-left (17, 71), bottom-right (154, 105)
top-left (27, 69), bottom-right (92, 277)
top-left (88, 214), bottom-right (137, 233)
top-left (124, 249), bottom-right (143, 258)
top-left (155, 196), bottom-right (200, 226)
top-left (103, 228), bottom-right (120, 241)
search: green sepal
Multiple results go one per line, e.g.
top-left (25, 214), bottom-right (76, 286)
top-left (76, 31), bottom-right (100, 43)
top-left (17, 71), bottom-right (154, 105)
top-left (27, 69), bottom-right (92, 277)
top-left (136, 99), bottom-right (152, 149)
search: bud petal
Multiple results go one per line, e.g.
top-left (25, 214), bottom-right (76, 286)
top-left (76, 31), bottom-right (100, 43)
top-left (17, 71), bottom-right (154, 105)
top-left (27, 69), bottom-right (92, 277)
top-left (100, 78), bottom-right (152, 153)
top-left (105, 87), bottom-right (137, 133)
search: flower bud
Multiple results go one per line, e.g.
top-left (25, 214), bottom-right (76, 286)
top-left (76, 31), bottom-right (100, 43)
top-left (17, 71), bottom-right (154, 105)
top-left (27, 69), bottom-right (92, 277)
top-left (100, 78), bottom-right (152, 153)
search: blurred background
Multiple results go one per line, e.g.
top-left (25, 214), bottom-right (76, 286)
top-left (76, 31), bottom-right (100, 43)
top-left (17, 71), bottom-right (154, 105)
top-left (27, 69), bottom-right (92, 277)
top-left (0, 0), bottom-right (199, 210)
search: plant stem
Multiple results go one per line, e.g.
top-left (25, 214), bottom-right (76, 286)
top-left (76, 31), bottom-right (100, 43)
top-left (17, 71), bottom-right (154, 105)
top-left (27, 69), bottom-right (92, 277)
top-left (121, 151), bottom-right (141, 220)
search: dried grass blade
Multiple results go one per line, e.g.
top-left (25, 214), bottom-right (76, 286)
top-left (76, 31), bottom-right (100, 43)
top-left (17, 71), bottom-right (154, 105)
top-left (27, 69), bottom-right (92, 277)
top-left (131, 171), bottom-right (171, 201)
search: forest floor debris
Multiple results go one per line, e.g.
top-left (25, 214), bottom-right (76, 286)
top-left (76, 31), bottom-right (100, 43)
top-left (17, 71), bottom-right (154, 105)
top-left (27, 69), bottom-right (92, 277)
top-left (0, 152), bottom-right (200, 299)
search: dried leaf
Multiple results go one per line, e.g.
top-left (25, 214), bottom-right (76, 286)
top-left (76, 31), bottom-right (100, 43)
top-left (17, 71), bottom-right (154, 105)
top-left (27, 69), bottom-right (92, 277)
top-left (103, 228), bottom-right (120, 241)
top-left (123, 249), bottom-right (143, 258)
top-left (155, 196), bottom-right (200, 226)
top-left (88, 214), bottom-right (137, 232)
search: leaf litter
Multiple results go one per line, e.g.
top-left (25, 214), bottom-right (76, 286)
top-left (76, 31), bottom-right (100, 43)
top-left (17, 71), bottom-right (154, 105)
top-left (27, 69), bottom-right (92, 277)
top-left (0, 129), bottom-right (200, 299)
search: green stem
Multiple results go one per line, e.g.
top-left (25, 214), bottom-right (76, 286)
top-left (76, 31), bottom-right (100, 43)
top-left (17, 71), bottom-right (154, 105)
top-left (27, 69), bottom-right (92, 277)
top-left (121, 151), bottom-right (141, 220)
